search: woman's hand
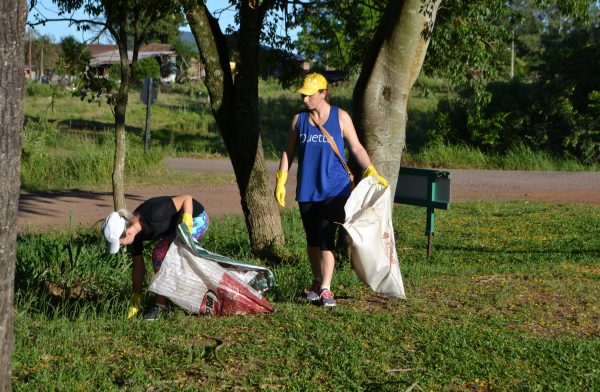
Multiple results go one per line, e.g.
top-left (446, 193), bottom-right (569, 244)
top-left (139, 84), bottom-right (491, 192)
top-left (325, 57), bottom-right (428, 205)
top-left (182, 212), bottom-right (194, 233)
top-left (364, 166), bottom-right (389, 187)
top-left (173, 195), bottom-right (194, 232)
top-left (128, 292), bottom-right (142, 319)
top-left (275, 170), bottom-right (288, 207)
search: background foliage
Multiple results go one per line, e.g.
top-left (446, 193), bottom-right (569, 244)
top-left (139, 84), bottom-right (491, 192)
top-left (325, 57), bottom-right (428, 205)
top-left (292, 0), bottom-right (600, 164)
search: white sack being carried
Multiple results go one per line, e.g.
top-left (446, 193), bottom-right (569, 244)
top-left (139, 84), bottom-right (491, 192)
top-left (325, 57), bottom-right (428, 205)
top-left (148, 225), bottom-right (274, 316)
top-left (342, 176), bottom-right (406, 298)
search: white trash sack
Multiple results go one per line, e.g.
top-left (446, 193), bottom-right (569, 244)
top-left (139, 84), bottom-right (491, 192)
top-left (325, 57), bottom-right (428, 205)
top-left (148, 226), bottom-right (274, 316)
top-left (342, 176), bottom-right (406, 298)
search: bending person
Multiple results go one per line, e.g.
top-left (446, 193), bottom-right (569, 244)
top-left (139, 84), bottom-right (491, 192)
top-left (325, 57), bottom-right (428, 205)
top-left (102, 195), bottom-right (209, 320)
top-left (275, 72), bottom-right (388, 307)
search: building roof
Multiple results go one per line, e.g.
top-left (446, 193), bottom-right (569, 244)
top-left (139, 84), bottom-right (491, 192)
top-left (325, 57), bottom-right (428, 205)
top-left (86, 43), bottom-right (174, 66)
top-left (140, 43), bottom-right (172, 52)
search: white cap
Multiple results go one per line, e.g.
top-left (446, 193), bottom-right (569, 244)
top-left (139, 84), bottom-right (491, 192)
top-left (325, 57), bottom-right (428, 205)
top-left (102, 211), bottom-right (126, 254)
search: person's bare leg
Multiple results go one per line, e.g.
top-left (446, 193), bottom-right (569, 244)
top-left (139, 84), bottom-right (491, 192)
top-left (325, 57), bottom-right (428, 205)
top-left (318, 249), bottom-right (337, 306)
top-left (308, 245), bottom-right (321, 281)
top-left (319, 250), bottom-right (335, 287)
top-left (302, 246), bottom-right (322, 301)
top-left (154, 295), bottom-right (168, 306)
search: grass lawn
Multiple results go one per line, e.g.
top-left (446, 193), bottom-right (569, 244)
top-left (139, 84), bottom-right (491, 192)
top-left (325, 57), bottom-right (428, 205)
top-left (13, 201), bottom-right (600, 390)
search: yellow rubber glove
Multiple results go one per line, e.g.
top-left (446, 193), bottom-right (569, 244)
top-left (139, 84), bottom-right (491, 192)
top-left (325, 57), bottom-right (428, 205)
top-left (275, 170), bottom-right (288, 207)
top-left (363, 165), bottom-right (389, 187)
top-left (127, 292), bottom-right (142, 319)
top-left (182, 212), bottom-right (194, 233)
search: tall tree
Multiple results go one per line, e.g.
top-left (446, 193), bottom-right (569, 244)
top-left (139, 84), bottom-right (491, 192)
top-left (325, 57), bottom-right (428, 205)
top-left (145, 11), bottom-right (186, 44)
top-left (0, 0), bottom-right (27, 389)
top-left (184, 0), bottom-right (284, 250)
top-left (31, 0), bottom-right (179, 209)
top-left (59, 35), bottom-right (92, 75)
top-left (295, 0), bottom-right (386, 75)
top-left (352, 0), bottom-right (442, 193)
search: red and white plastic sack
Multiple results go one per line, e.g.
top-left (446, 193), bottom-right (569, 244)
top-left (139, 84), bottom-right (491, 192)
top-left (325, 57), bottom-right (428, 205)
top-left (148, 239), bottom-right (273, 316)
top-left (342, 176), bottom-right (406, 298)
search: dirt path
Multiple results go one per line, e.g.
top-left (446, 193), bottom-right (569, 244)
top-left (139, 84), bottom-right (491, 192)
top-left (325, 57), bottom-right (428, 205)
top-left (18, 158), bottom-right (600, 232)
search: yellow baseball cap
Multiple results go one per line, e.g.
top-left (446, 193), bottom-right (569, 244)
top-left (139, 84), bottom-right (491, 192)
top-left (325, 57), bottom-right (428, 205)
top-left (297, 73), bottom-right (328, 96)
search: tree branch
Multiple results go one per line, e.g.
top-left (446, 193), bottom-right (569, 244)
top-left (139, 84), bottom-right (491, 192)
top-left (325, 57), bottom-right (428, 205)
top-left (84, 25), bottom-right (109, 44)
top-left (28, 17), bottom-right (106, 28)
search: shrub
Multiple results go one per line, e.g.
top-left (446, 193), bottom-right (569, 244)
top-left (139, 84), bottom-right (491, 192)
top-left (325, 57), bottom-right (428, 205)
top-left (25, 81), bottom-right (70, 98)
top-left (135, 57), bottom-right (162, 81)
top-left (429, 26), bottom-right (600, 165)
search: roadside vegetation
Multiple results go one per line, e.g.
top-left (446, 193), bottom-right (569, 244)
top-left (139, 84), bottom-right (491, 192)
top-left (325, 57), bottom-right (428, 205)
top-left (13, 201), bottom-right (600, 390)
top-left (22, 76), bottom-right (597, 191)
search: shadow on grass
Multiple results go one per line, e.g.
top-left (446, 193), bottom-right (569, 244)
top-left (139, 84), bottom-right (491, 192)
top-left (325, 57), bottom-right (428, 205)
top-left (15, 287), bottom-right (130, 320)
top-left (55, 118), bottom-right (141, 134)
top-left (156, 102), bottom-right (212, 115)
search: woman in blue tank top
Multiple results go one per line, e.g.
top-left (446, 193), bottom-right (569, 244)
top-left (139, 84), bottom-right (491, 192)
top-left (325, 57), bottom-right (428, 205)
top-left (274, 73), bottom-right (389, 307)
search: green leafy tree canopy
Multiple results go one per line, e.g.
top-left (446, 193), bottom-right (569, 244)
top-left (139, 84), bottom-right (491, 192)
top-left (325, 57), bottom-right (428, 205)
top-left (58, 35), bottom-right (92, 75)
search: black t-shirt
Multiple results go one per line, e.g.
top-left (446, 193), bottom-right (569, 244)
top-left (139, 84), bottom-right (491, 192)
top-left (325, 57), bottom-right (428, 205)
top-left (129, 196), bottom-right (204, 256)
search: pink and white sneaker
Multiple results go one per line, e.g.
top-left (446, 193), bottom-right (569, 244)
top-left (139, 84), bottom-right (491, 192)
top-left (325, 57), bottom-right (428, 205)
top-left (319, 289), bottom-right (336, 307)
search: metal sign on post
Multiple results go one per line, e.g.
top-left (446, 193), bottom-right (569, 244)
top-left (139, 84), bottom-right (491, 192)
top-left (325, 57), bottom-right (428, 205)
top-left (140, 78), bottom-right (158, 105)
top-left (394, 167), bottom-right (451, 257)
top-left (140, 78), bottom-right (158, 151)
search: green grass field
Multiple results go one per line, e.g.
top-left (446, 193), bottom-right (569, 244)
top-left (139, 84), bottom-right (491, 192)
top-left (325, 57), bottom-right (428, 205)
top-left (13, 201), bottom-right (600, 390)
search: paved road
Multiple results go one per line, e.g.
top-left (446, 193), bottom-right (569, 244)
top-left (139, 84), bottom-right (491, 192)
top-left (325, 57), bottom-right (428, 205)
top-left (166, 157), bottom-right (600, 203)
top-left (17, 158), bottom-right (600, 232)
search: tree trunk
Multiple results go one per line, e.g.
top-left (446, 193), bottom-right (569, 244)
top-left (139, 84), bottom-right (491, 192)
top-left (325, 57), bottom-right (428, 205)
top-left (352, 0), bottom-right (441, 194)
top-left (111, 33), bottom-right (131, 211)
top-left (185, 1), bottom-right (284, 251)
top-left (0, 1), bottom-right (27, 389)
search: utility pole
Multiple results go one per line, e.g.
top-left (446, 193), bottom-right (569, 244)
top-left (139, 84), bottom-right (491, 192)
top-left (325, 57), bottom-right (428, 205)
top-left (510, 37), bottom-right (514, 79)
top-left (28, 28), bottom-right (32, 80)
top-left (40, 47), bottom-right (44, 81)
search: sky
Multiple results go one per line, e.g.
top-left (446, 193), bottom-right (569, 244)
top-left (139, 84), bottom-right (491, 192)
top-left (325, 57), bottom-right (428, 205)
top-left (26, 0), bottom-right (240, 44)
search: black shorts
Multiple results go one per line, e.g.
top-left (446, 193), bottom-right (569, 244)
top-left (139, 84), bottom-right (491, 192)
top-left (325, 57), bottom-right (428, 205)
top-left (298, 196), bottom-right (347, 251)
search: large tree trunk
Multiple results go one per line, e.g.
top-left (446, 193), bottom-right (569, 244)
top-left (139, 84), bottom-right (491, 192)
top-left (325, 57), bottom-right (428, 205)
top-left (111, 32), bottom-right (131, 211)
top-left (0, 0), bottom-right (27, 389)
top-left (352, 0), bottom-right (441, 193)
top-left (185, 1), bottom-right (284, 251)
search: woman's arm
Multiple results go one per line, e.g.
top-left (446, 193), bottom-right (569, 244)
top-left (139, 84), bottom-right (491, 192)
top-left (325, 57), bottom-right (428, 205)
top-left (131, 253), bottom-right (145, 294)
top-left (171, 194), bottom-right (193, 214)
top-left (278, 114), bottom-right (299, 172)
top-left (275, 115), bottom-right (299, 207)
top-left (340, 109), bottom-right (389, 187)
top-left (172, 194), bottom-right (195, 231)
top-left (339, 109), bottom-right (372, 170)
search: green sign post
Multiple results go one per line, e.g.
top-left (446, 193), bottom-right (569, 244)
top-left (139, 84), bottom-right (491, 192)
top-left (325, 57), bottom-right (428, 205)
top-left (394, 167), bottom-right (451, 257)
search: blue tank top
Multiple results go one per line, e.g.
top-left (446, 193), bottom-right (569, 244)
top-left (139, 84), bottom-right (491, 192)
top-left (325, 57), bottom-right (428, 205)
top-left (296, 106), bottom-right (352, 202)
